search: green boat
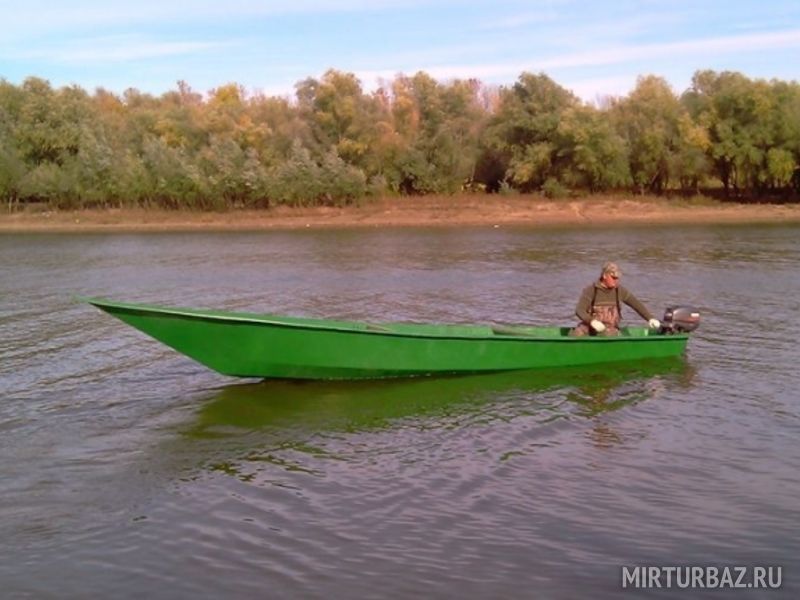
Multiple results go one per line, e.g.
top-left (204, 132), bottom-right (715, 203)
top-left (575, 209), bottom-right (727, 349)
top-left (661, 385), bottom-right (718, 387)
top-left (83, 298), bottom-right (699, 380)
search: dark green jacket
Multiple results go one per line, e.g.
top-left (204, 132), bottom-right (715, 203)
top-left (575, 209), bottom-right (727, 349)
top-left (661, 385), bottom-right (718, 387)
top-left (575, 281), bottom-right (654, 323)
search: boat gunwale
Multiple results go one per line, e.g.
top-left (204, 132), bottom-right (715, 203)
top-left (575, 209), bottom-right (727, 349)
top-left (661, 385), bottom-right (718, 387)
top-left (81, 297), bottom-right (689, 343)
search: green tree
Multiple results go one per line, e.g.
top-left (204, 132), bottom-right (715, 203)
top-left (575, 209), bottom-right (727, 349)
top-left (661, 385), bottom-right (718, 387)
top-left (0, 81), bottom-right (25, 207)
top-left (139, 135), bottom-right (208, 209)
top-left (683, 70), bottom-right (786, 196)
top-left (14, 78), bottom-right (91, 166)
top-left (766, 148), bottom-right (795, 189)
top-left (3, 68), bottom-right (797, 208)
top-left (266, 140), bottom-right (365, 206)
top-left (154, 81), bottom-right (207, 151)
top-left (482, 72), bottom-right (579, 191)
top-left (247, 93), bottom-right (310, 166)
top-left (555, 105), bottom-right (631, 192)
top-left (764, 80), bottom-right (800, 193)
top-left (383, 73), bottom-right (487, 194)
top-left (295, 70), bottom-right (376, 168)
top-left (198, 134), bottom-right (269, 206)
top-left (609, 76), bottom-right (700, 194)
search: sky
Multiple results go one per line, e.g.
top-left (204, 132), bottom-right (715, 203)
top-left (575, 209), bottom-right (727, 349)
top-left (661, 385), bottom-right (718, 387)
top-left (1, 0), bottom-right (799, 103)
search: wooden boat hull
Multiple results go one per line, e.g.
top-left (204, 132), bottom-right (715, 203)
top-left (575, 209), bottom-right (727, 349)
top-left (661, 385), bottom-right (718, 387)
top-left (84, 298), bottom-right (691, 380)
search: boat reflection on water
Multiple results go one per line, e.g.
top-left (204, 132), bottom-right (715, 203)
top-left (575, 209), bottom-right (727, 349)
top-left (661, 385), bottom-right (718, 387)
top-left (186, 357), bottom-right (696, 439)
top-left (171, 358), bottom-right (696, 481)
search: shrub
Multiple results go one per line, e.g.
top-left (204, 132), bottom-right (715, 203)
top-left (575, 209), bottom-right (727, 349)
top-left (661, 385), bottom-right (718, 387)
top-left (542, 177), bottom-right (569, 199)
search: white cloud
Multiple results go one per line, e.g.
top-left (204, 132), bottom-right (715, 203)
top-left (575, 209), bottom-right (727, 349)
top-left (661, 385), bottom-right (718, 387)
top-left (3, 1), bottom-right (798, 101)
top-left (0, 0), bottom-right (442, 35)
top-left (534, 28), bottom-right (800, 69)
top-left (8, 35), bottom-right (235, 64)
top-left (479, 10), bottom-right (561, 30)
top-left (359, 27), bottom-right (800, 83)
top-left (562, 75), bottom-right (639, 103)
top-left (347, 27), bottom-right (800, 101)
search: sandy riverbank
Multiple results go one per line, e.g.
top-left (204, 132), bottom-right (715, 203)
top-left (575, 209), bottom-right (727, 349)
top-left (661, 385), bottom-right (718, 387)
top-left (1, 195), bottom-right (799, 233)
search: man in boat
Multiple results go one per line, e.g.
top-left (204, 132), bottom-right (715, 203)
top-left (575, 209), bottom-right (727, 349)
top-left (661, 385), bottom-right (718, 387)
top-left (570, 262), bottom-right (661, 336)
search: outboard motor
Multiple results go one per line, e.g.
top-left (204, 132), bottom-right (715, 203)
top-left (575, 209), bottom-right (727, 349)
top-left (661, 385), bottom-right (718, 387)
top-left (660, 306), bottom-right (701, 334)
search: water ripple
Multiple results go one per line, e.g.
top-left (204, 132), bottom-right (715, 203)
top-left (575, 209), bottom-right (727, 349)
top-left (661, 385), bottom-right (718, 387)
top-left (1, 226), bottom-right (799, 599)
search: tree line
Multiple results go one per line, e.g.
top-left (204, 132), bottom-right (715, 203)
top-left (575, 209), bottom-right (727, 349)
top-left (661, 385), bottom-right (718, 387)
top-left (1, 69), bottom-right (799, 210)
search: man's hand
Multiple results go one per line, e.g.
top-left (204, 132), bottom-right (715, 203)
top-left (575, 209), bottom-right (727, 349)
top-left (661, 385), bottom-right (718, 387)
top-left (590, 319), bottom-right (606, 333)
top-left (648, 318), bottom-right (661, 329)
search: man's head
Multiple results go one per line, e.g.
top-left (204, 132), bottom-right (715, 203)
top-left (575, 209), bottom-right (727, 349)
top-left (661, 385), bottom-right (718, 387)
top-left (600, 262), bottom-right (621, 288)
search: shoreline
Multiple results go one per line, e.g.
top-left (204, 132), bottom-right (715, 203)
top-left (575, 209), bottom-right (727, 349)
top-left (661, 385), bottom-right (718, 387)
top-left (2, 196), bottom-right (800, 233)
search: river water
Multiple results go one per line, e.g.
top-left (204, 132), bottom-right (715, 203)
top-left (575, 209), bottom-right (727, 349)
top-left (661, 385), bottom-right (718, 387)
top-left (1, 224), bottom-right (797, 599)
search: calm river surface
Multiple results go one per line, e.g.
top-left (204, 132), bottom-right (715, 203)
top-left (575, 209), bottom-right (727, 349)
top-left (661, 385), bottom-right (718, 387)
top-left (1, 224), bottom-right (798, 599)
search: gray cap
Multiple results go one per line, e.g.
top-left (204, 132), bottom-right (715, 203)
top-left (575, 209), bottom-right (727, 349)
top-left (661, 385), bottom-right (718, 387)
top-left (601, 262), bottom-right (621, 277)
